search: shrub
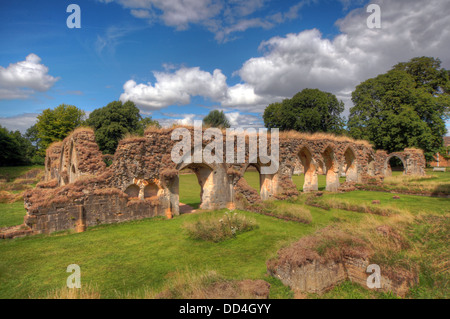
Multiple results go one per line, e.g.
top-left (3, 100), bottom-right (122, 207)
top-left (185, 211), bottom-right (258, 242)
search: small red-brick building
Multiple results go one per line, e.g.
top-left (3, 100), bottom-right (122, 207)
top-left (429, 136), bottom-right (450, 167)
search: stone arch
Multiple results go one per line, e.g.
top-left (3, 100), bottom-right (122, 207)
top-left (125, 184), bottom-right (140, 199)
top-left (298, 146), bottom-right (318, 192)
top-left (322, 145), bottom-right (340, 192)
top-left (144, 182), bottom-right (159, 199)
top-left (384, 154), bottom-right (406, 176)
top-left (291, 155), bottom-right (304, 175)
top-left (177, 161), bottom-right (216, 210)
top-left (244, 154), bottom-right (278, 200)
top-left (343, 146), bottom-right (358, 182)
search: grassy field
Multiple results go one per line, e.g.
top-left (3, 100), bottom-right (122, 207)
top-left (0, 167), bottom-right (448, 299)
top-left (0, 206), bottom-right (363, 298)
top-left (0, 202), bottom-right (27, 228)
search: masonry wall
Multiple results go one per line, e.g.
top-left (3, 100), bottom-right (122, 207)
top-left (25, 127), bottom-right (427, 234)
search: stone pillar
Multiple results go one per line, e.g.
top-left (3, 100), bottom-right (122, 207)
top-left (75, 205), bottom-right (86, 233)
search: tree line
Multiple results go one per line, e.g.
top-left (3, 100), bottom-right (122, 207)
top-left (263, 56), bottom-right (449, 161)
top-left (0, 101), bottom-right (160, 166)
top-left (0, 56), bottom-right (448, 166)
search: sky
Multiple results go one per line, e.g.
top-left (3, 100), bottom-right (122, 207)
top-left (0, 0), bottom-right (449, 133)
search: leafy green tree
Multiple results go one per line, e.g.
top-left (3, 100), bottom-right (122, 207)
top-left (263, 88), bottom-right (345, 133)
top-left (348, 57), bottom-right (449, 161)
top-left (87, 100), bottom-right (159, 154)
top-left (203, 110), bottom-right (231, 128)
top-left (35, 104), bottom-right (85, 156)
top-left (24, 124), bottom-right (44, 164)
top-left (137, 116), bottom-right (161, 135)
top-left (0, 125), bottom-right (35, 166)
top-left (262, 102), bottom-right (283, 129)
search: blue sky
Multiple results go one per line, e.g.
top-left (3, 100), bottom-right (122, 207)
top-left (0, 0), bottom-right (449, 133)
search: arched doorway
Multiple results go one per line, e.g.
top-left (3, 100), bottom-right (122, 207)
top-left (178, 163), bottom-right (214, 210)
top-left (243, 159), bottom-right (275, 201)
top-left (385, 155), bottom-right (406, 176)
top-left (243, 163), bottom-right (261, 194)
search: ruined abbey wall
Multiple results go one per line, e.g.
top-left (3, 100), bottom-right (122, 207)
top-left (23, 127), bottom-right (426, 234)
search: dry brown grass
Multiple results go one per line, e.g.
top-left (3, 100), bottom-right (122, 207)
top-left (383, 174), bottom-right (450, 194)
top-left (43, 283), bottom-right (101, 299)
top-left (116, 269), bottom-right (270, 299)
top-left (69, 126), bottom-right (95, 135)
top-left (306, 196), bottom-right (409, 216)
top-left (278, 130), bottom-right (373, 147)
top-left (144, 125), bottom-right (373, 147)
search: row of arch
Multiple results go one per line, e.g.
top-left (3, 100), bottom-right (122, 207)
top-left (121, 147), bottom-right (409, 212)
top-left (125, 181), bottom-right (159, 200)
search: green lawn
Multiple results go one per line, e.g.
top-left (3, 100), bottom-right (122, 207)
top-left (0, 165), bottom-right (44, 182)
top-left (179, 173), bottom-right (202, 208)
top-left (0, 202), bottom-right (26, 228)
top-left (0, 167), bottom-right (448, 299)
top-left (324, 190), bottom-right (450, 215)
top-left (0, 206), bottom-right (361, 298)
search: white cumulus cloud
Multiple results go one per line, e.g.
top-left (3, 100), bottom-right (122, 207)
top-left (0, 54), bottom-right (59, 100)
top-left (119, 0), bottom-right (450, 116)
top-left (119, 67), bottom-right (228, 109)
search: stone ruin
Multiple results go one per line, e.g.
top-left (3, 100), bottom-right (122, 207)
top-left (22, 127), bottom-right (426, 234)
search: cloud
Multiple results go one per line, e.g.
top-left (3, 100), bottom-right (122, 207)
top-left (120, 0), bottom-right (450, 116)
top-left (0, 54), bottom-right (59, 100)
top-left (157, 113), bottom-right (201, 127)
top-left (0, 113), bottom-right (38, 133)
top-left (100, 0), bottom-right (310, 42)
top-left (119, 67), bottom-right (228, 109)
top-left (95, 25), bottom-right (142, 56)
top-left (235, 0), bottom-right (450, 112)
top-left (225, 111), bottom-right (264, 128)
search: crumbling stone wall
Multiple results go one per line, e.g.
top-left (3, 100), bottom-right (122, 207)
top-left (24, 127), bottom-right (426, 234)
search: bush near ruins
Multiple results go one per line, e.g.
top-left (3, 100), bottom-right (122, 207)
top-left (185, 211), bottom-right (258, 242)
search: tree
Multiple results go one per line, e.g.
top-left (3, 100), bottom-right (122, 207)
top-left (24, 124), bottom-right (44, 164)
top-left (35, 104), bottom-right (85, 157)
top-left (348, 57), bottom-right (449, 161)
top-left (263, 88), bottom-right (345, 133)
top-left (87, 100), bottom-right (159, 154)
top-left (203, 110), bottom-right (230, 128)
top-left (262, 102), bottom-right (283, 129)
top-left (0, 125), bottom-right (35, 166)
top-left (137, 116), bottom-right (161, 135)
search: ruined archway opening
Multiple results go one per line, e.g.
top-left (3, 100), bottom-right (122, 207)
top-left (343, 148), bottom-right (358, 183)
top-left (294, 147), bottom-right (318, 192)
top-left (386, 156), bottom-right (405, 176)
top-left (125, 184), bottom-right (140, 199)
top-left (179, 163), bottom-right (213, 209)
top-left (322, 146), bottom-right (340, 192)
top-left (143, 182), bottom-right (159, 200)
top-left (243, 161), bottom-right (275, 200)
top-left (243, 163), bottom-right (261, 194)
